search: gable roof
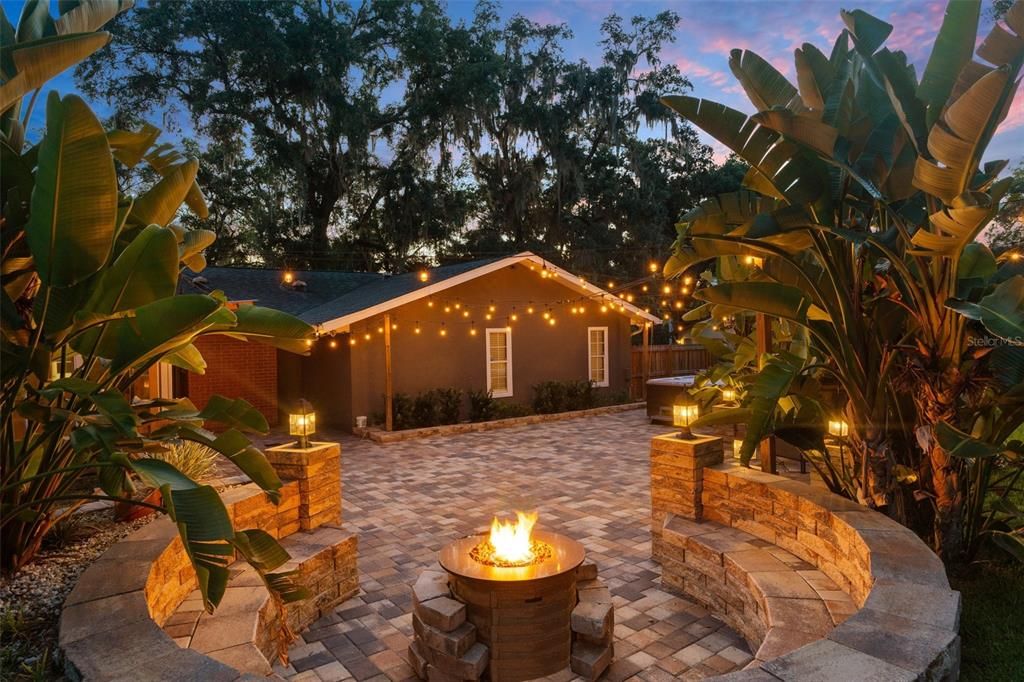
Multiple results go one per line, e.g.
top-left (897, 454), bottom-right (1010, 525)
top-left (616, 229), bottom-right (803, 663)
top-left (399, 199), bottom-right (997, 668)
top-left (182, 252), bottom-right (661, 332)
top-left (179, 267), bottom-right (383, 317)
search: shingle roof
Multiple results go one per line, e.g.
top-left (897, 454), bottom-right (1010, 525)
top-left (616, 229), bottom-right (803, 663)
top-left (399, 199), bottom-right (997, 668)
top-left (179, 267), bottom-right (383, 317)
top-left (179, 257), bottom-right (504, 324)
top-left (296, 257), bottom-right (504, 325)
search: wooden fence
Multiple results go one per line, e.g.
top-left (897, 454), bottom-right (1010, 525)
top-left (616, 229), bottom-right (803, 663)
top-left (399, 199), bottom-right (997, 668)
top-left (629, 344), bottom-right (711, 397)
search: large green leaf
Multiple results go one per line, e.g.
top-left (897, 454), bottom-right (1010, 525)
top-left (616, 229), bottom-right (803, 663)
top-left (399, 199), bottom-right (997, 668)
top-left (917, 0), bottom-right (980, 127)
top-left (935, 421), bottom-right (1003, 458)
top-left (128, 159), bottom-right (198, 227)
top-left (174, 426), bottom-right (282, 500)
top-left (211, 304), bottom-right (315, 354)
top-left (840, 9), bottom-right (893, 55)
top-left (696, 282), bottom-right (832, 325)
top-left (947, 276), bottom-right (1024, 341)
top-left (914, 66), bottom-right (1014, 203)
top-left (198, 395), bottom-right (269, 433)
top-left (660, 96), bottom-right (824, 204)
top-left (15, 0), bottom-right (54, 42)
top-left (728, 49), bottom-right (803, 112)
top-left (26, 92), bottom-right (117, 287)
top-left (957, 242), bottom-right (998, 297)
top-left (104, 294), bottom-right (221, 372)
top-left (107, 123), bottom-right (160, 168)
top-left (737, 353), bottom-right (803, 464)
top-left (0, 32), bottom-right (110, 113)
top-left (72, 225), bottom-right (179, 358)
top-left (54, 0), bottom-right (132, 36)
top-left (144, 143), bottom-right (209, 219)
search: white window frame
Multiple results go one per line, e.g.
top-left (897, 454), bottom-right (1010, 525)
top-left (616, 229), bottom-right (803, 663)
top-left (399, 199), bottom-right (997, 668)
top-left (588, 326), bottom-right (609, 387)
top-left (485, 327), bottom-right (513, 398)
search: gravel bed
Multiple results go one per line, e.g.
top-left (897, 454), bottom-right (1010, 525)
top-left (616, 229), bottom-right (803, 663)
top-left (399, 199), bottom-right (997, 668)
top-left (0, 510), bottom-right (155, 678)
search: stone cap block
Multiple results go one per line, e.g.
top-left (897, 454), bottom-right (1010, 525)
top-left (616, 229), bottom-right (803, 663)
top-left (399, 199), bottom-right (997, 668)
top-left (265, 442), bottom-right (340, 466)
top-left (413, 570), bottom-right (451, 605)
top-left (862, 581), bottom-right (961, 631)
top-left (762, 639), bottom-right (917, 681)
top-left (827, 606), bottom-right (959, 674)
top-left (415, 596), bottom-right (466, 632)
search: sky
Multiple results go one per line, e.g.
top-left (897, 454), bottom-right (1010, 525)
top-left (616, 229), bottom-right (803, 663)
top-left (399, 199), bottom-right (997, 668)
top-left (5, 0), bottom-right (1022, 166)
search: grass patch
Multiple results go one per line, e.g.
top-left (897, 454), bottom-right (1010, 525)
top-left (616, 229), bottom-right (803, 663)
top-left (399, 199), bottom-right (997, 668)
top-left (952, 560), bottom-right (1024, 681)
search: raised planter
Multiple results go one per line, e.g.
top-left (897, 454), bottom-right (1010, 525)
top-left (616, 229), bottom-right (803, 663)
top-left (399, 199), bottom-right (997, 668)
top-left (650, 433), bottom-right (960, 681)
top-left (355, 401), bottom-right (645, 443)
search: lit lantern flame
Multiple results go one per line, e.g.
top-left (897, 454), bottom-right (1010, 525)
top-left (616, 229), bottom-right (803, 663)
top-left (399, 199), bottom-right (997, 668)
top-left (488, 511), bottom-right (538, 564)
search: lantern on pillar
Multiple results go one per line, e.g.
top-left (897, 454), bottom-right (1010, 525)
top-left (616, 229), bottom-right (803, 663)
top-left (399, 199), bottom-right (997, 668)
top-left (289, 399), bottom-right (317, 449)
top-left (673, 400), bottom-right (699, 439)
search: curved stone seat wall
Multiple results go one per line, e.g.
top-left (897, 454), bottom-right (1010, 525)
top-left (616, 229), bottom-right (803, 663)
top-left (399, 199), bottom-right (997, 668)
top-left (60, 443), bottom-right (358, 681)
top-left (650, 434), bottom-right (960, 681)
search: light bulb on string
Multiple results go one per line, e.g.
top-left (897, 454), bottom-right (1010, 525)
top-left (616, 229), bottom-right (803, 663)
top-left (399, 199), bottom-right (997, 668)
top-left (414, 322), bottom-right (421, 335)
top-left (462, 309), bottom-right (469, 318)
top-left (642, 285), bottom-right (649, 292)
top-left (427, 300), bottom-right (434, 308)
top-left (470, 322), bottom-right (477, 336)
top-left (488, 302), bottom-right (496, 313)
top-left (440, 323), bottom-right (447, 337)
top-left (349, 338), bottom-right (356, 346)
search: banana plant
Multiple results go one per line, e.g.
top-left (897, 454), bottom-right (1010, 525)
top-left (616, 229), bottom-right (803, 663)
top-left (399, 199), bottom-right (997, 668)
top-left (0, 1), bottom-right (317, 610)
top-left (662, 0), bottom-right (1024, 561)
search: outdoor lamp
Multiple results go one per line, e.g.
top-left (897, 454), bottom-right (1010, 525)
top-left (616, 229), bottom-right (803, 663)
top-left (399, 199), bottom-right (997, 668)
top-left (744, 255), bottom-right (764, 268)
top-left (828, 418), bottom-right (849, 438)
top-left (289, 399), bottom-right (317, 449)
top-left (721, 387), bottom-right (737, 403)
top-left (673, 400), bottom-right (699, 439)
top-left (733, 439), bottom-right (744, 460)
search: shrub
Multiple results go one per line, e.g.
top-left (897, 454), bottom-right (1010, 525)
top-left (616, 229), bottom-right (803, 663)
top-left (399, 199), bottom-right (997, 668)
top-left (434, 388), bottom-right (463, 425)
top-left (149, 440), bottom-right (218, 482)
top-left (495, 401), bottom-right (533, 419)
top-left (391, 393), bottom-right (415, 430)
top-left (532, 380), bottom-right (595, 413)
top-left (468, 389), bottom-right (498, 422)
top-left (412, 391), bottom-right (440, 427)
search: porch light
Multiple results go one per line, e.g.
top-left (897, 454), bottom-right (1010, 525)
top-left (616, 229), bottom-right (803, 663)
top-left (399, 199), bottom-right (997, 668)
top-left (283, 271), bottom-right (294, 284)
top-left (673, 400), bottom-right (699, 439)
top-left (828, 418), bottom-right (850, 438)
top-left (289, 400), bottom-right (316, 449)
top-left (721, 387), bottom-right (737, 403)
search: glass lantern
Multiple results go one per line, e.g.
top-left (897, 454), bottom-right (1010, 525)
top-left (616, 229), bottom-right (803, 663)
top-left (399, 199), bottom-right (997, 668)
top-left (673, 400), bottom-right (699, 439)
top-left (828, 418), bottom-right (849, 438)
top-left (289, 399), bottom-right (316, 448)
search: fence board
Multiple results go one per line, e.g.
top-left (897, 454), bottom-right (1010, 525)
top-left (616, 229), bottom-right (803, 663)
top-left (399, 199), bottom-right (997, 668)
top-left (629, 344), bottom-right (711, 397)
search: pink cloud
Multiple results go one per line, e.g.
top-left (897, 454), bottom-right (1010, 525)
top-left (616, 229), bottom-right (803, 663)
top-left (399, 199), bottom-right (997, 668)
top-left (999, 93), bottom-right (1024, 132)
top-left (673, 56), bottom-right (732, 89)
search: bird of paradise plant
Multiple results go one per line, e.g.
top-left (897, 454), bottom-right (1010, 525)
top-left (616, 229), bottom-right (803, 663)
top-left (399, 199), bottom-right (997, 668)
top-left (663, 0), bottom-right (1024, 561)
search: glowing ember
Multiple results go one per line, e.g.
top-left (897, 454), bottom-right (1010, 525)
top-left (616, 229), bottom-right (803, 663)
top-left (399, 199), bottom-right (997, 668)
top-left (470, 511), bottom-right (553, 567)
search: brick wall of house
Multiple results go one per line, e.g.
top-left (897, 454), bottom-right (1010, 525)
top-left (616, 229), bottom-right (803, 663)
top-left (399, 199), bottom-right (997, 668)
top-left (187, 336), bottom-right (279, 426)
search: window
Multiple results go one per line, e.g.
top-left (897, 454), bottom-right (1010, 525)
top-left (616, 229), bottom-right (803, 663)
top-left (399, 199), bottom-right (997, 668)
top-left (588, 327), bottom-right (609, 387)
top-left (486, 327), bottom-right (513, 397)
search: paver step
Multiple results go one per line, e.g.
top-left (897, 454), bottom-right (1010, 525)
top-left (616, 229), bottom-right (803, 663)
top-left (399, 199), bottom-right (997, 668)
top-left (165, 525), bottom-right (359, 677)
top-left (660, 513), bottom-right (857, 664)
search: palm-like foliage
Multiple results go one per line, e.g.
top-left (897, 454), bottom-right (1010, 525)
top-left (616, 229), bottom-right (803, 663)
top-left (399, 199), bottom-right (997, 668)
top-left (663, 0), bottom-right (1024, 561)
top-left (1, 1), bottom-right (315, 609)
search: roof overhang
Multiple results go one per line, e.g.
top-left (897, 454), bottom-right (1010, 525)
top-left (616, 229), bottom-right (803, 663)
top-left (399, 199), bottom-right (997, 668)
top-left (316, 252), bottom-right (662, 334)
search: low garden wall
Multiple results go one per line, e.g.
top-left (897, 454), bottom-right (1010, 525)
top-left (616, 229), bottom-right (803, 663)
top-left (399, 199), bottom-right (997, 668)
top-left (650, 433), bottom-right (961, 681)
top-left (59, 442), bottom-right (358, 680)
top-left (356, 401), bottom-right (644, 443)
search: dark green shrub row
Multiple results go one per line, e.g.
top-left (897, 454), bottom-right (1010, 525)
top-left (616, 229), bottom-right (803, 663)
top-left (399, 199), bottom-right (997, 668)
top-left (531, 380), bottom-right (596, 414)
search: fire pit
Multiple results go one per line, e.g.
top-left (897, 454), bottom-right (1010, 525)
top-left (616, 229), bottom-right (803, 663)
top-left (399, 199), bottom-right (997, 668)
top-left (409, 512), bottom-right (615, 682)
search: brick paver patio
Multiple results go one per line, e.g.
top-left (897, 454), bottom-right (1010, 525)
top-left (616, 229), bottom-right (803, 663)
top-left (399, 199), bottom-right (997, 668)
top-left (275, 409), bottom-right (753, 681)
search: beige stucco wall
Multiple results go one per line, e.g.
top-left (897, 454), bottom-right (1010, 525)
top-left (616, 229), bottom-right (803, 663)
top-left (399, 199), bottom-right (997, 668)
top-left (342, 263), bottom-right (637, 426)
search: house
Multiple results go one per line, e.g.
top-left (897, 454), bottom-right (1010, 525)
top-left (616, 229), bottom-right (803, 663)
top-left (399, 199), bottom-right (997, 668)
top-left (179, 252), bottom-right (661, 431)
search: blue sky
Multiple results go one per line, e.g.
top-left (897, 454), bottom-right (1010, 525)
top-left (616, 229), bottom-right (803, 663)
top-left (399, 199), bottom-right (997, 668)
top-left (6, 0), bottom-right (1022, 165)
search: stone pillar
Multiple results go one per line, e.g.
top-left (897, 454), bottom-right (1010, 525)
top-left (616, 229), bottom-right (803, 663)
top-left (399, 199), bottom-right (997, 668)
top-left (650, 433), bottom-right (723, 562)
top-left (265, 441), bottom-right (341, 531)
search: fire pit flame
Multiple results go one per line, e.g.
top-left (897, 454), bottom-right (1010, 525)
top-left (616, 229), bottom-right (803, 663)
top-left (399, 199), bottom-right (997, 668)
top-left (470, 511), bottom-right (553, 567)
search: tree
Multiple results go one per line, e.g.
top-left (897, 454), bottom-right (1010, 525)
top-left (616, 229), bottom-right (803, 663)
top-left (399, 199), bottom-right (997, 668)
top-left (985, 161), bottom-right (1023, 253)
top-left (663, 0), bottom-right (1024, 561)
top-left (0, 1), bottom-right (315, 612)
top-left (78, 0), bottom-right (475, 268)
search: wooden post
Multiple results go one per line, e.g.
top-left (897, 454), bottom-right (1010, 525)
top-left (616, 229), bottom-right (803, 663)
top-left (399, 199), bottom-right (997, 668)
top-left (755, 312), bottom-right (777, 474)
top-left (641, 322), bottom-right (650, 399)
top-left (384, 313), bottom-right (393, 432)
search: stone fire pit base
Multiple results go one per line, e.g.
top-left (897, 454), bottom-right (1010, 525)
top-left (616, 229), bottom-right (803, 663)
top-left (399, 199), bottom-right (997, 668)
top-left (408, 561), bottom-right (614, 681)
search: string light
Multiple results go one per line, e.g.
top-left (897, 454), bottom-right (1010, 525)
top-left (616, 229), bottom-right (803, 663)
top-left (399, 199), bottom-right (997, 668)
top-left (662, 285), bottom-right (671, 294)
top-left (418, 270), bottom-right (429, 282)
top-left (661, 299), bottom-right (668, 307)
top-left (485, 313), bottom-right (492, 320)
top-left (681, 286), bottom-right (690, 295)
top-left (470, 322), bottom-right (477, 336)
top-left (454, 302), bottom-right (461, 309)
top-left (543, 310), bottom-right (551, 320)
top-left (377, 325), bottom-right (384, 333)
top-left (305, 339), bottom-right (313, 348)
top-left (527, 305), bottom-right (535, 314)
top-left (649, 262), bottom-right (659, 273)
top-left (683, 276), bottom-right (693, 285)
top-left (625, 294), bottom-right (634, 302)
top-left (363, 332), bottom-right (371, 341)
top-left (349, 338), bottom-right (356, 346)
top-left (462, 310), bottom-right (469, 318)
top-left (440, 323), bottom-right (447, 337)
top-left (511, 308), bottom-right (518, 321)
top-left (600, 304), bottom-right (608, 313)
top-left (548, 317), bottom-right (556, 326)
top-left (489, 302), bottom-right (496, 312)
top-left (642, 285), bottom-right (648, 292)
top-left (329, 339), bottom-right (338, 349)
top-left (607, 281), bottom-right (615, 288)
top-left (428, 300), bottom-right (434, 308)
top-left (414, 322), bottom-right (421, 334)
top-left (444, 305), bottom-right (451, 313)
